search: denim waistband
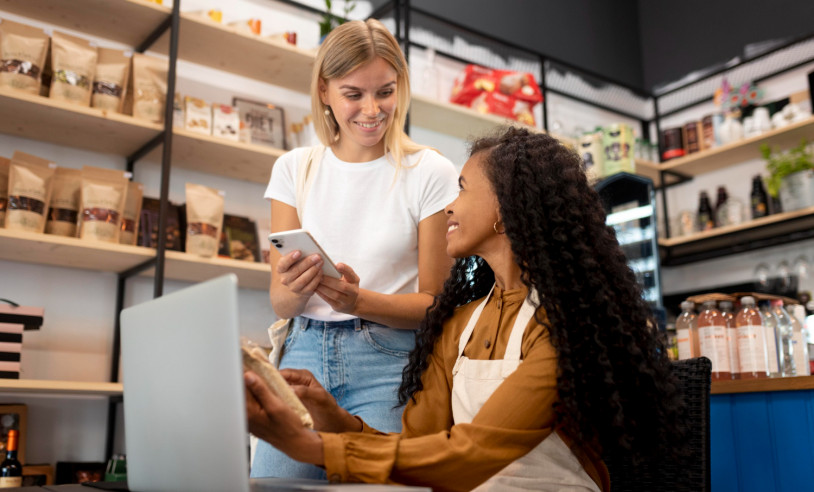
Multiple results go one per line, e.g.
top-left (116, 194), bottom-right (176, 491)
top-left (292, 316), bottom-right (374, 331)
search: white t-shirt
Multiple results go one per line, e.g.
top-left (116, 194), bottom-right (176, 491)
top-left (265, 146), bottom-right (459, 321)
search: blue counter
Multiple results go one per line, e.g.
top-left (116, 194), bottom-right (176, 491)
top-left (711, 376), bottom-right (814, 492)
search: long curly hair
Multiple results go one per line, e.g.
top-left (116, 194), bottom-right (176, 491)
top-left (398, 127), bottom-right (684, 460)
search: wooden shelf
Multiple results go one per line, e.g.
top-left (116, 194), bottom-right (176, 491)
top-left (659, 116), bottom-right (814, 177)
top-left (0, 88), bottom-right (162, 156)
top-left (0, 0), bottom-right (169, 49)
top-left (151, 250), bottom-right (270, 291)
top-left (0, 229), bottom-right (271, 290)
top-left (659, 205), bottom-right (814, 248)
top-left (0, 88), bottom-right (285, 182)
top-left (711, 375), bottom-right (814, 395)
top-left (658, 205), bottom-right (814, 265)
top-left (152, 12), bottom-right (316, 92)
top-left (410, 94), bottom-right (545, 141)
top-left (633, 159), bottom-right (661, 184)
top-left (153, 129), bottom-right (285, 184)
top-left (0, 228), bottom-right (155, 273)
top-left (0, 379), bottom-right (123, 396)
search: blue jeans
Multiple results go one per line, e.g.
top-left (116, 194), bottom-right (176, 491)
top-left (250, 316), bottom-right (415, 479)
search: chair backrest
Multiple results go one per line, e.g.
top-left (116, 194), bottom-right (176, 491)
top-left (604, 356), bottom-right (711, 492)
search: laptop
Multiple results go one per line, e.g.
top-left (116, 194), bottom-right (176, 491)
top-left (120, 274), bottom-right (429, 492)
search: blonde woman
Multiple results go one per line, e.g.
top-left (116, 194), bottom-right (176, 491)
top-left (253, 19), bottom-right (458, 479)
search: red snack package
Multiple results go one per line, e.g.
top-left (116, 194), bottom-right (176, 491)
top-left (450, 64), bottom-right (542, 125)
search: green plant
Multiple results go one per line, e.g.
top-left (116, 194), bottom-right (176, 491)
top-left (319, 0), bottom-right (356, 38)
top-left (761, 139), bottom-right (814, 197)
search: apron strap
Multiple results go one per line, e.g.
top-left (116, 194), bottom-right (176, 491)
top-left (503, 290), bottom-right (539, 361)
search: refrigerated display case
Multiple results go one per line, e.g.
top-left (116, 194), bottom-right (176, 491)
top-left (595, 172), bottom-right (664, 316)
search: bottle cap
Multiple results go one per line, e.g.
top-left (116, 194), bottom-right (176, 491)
top-left (720, 300), bottom-right (733, 308)
top-left (740, 296), bottom-right (755, 305)
top-left (680, 301), bottom-right (695, 310)
top-left (703, 300), bottom-right (718, 308)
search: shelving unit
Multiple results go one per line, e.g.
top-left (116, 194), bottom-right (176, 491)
top-left (659, 205), bottom-right (814, 266)
top-left (0, 229), bottom-right (270, 290)
top-left (659, 116), bottom-right (814, 177)
top-left (711, 375), bottom-right (814, 395)
top-left (0, 379), bottom-right (123, 397)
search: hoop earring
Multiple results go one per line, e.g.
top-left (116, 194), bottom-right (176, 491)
top-left (493, 222), bottom-right (505, 234)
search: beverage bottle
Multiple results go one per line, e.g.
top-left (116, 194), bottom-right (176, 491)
top-left (675, 301), bottom-right (699, 360)
top-left (750, 175), bottom-right (770, 219)
top-left (697, 191), bottom-right (715, 231)
top-left (789, 304), bottom-right (811, 376)
top-left (759, 301), bottom-right (781, 377)
top-left (0, 430), bottom-right (22, 488)
top-left (697, 300), bottom-right (731, 380)
top-left (719, 300), bottom-right (740, 379)
top-left (735, 296), bottom-right (768, 379)
top-left (770, 300), bottom-right (796, 377)
top-left (714, 186), bottom-right (729, 225)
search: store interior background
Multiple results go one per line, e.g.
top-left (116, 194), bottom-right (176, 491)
top-left (2, 0), bottom-right (814, 466)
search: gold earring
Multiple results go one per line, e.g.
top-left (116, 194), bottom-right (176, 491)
top-left (493, 222), bottom-right (504, 234)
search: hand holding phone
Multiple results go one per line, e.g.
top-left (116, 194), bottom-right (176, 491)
top-left (268, 229), bottom-right (342, 279)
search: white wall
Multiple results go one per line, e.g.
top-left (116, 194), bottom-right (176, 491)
top-left (2, 0), bottom-right (813, 469)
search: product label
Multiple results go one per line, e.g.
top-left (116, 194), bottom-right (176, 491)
top-left (727, 328), bottom-right (740, 374)
top-left (0, 476), bottom-right (22, 486)
top-left (676, 328), bottom-right (692, 360)
top-left (738, 324), bottom-right (767, 373)
top-left (700, 325), bottom-right (730, 373)
top-left (792, 331), bottom-right (811, 376)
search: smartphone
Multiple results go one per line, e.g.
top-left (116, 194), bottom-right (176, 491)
top-left (267, 229), bottom-right (342, 279)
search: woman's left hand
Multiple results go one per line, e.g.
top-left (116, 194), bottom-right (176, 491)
top-left (316, 263), bottom-right (360, 315)
top-left (244, 371), bottom-right (324, 465)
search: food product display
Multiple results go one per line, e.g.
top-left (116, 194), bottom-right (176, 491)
top-left (92, 48), bottom-right (131, 113)
top-left (119, 181), bottom-right (143, 246)
top-left (49, 31), bottom-right (98, 107)
top-left (6, 151), bottom-right (56, 233)
top-left (184, 96), bottom-right (212, 135)
top-left (212, 104), bottom-right (240, 141)
top-left (0, 19), bottom-right (49, 95)
top-left (130, 53), bottom-right (168, 123)
top-left (450, 65), bottom-right (543, 125)
top-left (45, 167), bottom-right (81, 237)
top-left (78, 166), bottom-right (129, 243)
top-left (0, 157), bottom-right (9, 227)
top-left (184, 183), bottom-right (224, 258)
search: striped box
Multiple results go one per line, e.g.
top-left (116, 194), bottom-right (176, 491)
top-left (0, 305), bottom-right (44, 379)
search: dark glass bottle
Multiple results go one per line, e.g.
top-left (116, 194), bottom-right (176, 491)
top-left (697, 191), bottom-right (715, 231)
top-left (714, 185), bottom-right (729, 225)
top-left (0, 430), bottom-right (22, 488)
top-left (750, 175), bottom-right (769, 219)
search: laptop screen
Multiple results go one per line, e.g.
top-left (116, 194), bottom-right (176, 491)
top-left (120, 274), bottom-right (250, 492)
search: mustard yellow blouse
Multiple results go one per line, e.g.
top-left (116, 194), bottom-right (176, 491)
top-left (320, 286), bottom-right (610, 491)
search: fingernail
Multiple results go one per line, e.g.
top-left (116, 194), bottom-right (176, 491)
top-left (292, 251), bottom-right (301, 259)
top-left (245, 372), bottom-right (256, 384)
top-left (312, 255), bottom-right (321, 264)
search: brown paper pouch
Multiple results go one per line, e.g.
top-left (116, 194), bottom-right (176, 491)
top-left (7, 151), bottom-right (56, 233)
top-left (49, 31), bottom-right (98, 106)
top-left (0, 19), bottom-right (49, 94)
top-left (45, 167), bottom-right (82, 237)
top-left (130, 53), bottom-right (167, 123)
top-left (92, 48), bottom-right (131, 113)
top-left (79, 166), bottom-right (128, 243)
top-left (185, 183), bottom-right (224, 258)
top-left (119, 181), bottom-right (143, 245)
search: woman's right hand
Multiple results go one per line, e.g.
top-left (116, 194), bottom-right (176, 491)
top-left (277, 250), bottom-right (325, 299)
top-left (281, 368), bottom-right (364, 433)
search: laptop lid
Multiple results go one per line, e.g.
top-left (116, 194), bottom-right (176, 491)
top-left (121, 274), bottom-right (250, 492)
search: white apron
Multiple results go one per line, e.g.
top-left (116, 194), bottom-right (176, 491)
top-left (451, 286), bottom-right (600, 491)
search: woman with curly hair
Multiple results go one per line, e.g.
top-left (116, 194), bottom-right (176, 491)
top-left (245, 126), bottom-right (685, 491)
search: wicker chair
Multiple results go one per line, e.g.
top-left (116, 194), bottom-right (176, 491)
top-left (604, 356), bottom-right (712, 492)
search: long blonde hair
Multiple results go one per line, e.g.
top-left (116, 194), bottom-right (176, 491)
top-left (311, 18), bottom-right (426, 169)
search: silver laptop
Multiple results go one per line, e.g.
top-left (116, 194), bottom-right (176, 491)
top-left (121, 274), bottom-right (429, 492)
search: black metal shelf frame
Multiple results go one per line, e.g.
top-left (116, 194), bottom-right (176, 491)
top-left (378, 0), bottom-right (814, 265)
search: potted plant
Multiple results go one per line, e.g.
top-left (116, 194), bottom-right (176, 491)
top-left (319, 0), bottom-right (356, 40)
top-left (761, 139), bottom-right (814, 212)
